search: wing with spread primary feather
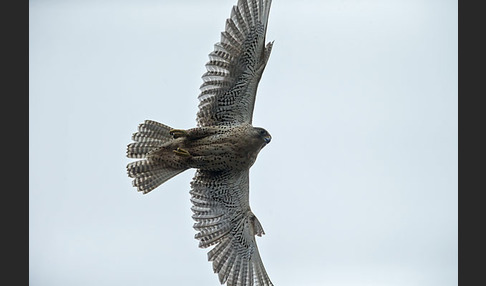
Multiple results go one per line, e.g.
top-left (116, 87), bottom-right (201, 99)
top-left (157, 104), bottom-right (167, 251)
top-left (190, 169), bottom-right (273, 286)
top-left (197, 0), bottom-right (274, 127)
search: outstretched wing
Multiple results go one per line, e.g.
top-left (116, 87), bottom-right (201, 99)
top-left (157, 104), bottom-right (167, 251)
top-left (197, 0), bottom-right (273, 127)
top-left (190, 169), bottom-right (273, 286)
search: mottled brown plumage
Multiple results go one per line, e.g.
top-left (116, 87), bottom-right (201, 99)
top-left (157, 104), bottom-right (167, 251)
top-left (126, 0), bottom-right (274, 285)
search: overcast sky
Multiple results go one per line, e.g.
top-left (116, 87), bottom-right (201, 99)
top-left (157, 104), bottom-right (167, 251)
top-left (30, 0), bottom-right (457, 285)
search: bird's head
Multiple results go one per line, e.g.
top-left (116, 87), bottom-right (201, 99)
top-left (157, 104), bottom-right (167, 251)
top-left (253, 127), bottom-right (272, 146)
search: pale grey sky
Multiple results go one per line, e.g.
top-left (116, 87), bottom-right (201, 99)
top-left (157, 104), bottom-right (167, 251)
top-left (30, 0), bottom-right (457, 285)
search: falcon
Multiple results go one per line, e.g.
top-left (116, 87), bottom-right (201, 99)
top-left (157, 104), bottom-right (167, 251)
top-left (126, 0), bottom-right (274, 285)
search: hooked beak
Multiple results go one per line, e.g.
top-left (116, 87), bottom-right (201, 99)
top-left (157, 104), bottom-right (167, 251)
top-left (264, 135), bottom-right (272, 144)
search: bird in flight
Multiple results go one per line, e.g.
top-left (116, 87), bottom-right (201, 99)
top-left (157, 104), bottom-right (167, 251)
top-left (126, 0), bottom-right (274, 285)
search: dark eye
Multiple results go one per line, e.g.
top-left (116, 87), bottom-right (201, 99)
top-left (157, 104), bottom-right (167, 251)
top-left (259, 130), bottom-right (267, 136)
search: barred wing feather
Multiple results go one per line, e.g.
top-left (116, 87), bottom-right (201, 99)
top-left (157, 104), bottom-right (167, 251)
top-left (197, 0), bottom-right (273, 127)
top-left (190, 169), bottom-right (273, 286)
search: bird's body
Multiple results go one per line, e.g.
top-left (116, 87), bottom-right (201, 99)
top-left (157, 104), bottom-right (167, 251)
top-left (126, 0), bottom-right (275, 285)
top-left (172, 124), bottom-right (271, 172)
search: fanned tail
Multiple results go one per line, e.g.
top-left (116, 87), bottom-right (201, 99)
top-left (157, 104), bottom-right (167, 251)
top-left (127, 120), bottom-right (174, 158)
top-left (126, 120), bottom-right (188, 194)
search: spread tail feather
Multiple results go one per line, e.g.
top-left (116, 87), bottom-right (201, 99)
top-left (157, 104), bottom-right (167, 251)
top-left (126, 120), bottom-right (188, 194)
top-left (127, 160), bottom-right (186, 194)
top-left (127, 120), bottom-right (174, 159)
